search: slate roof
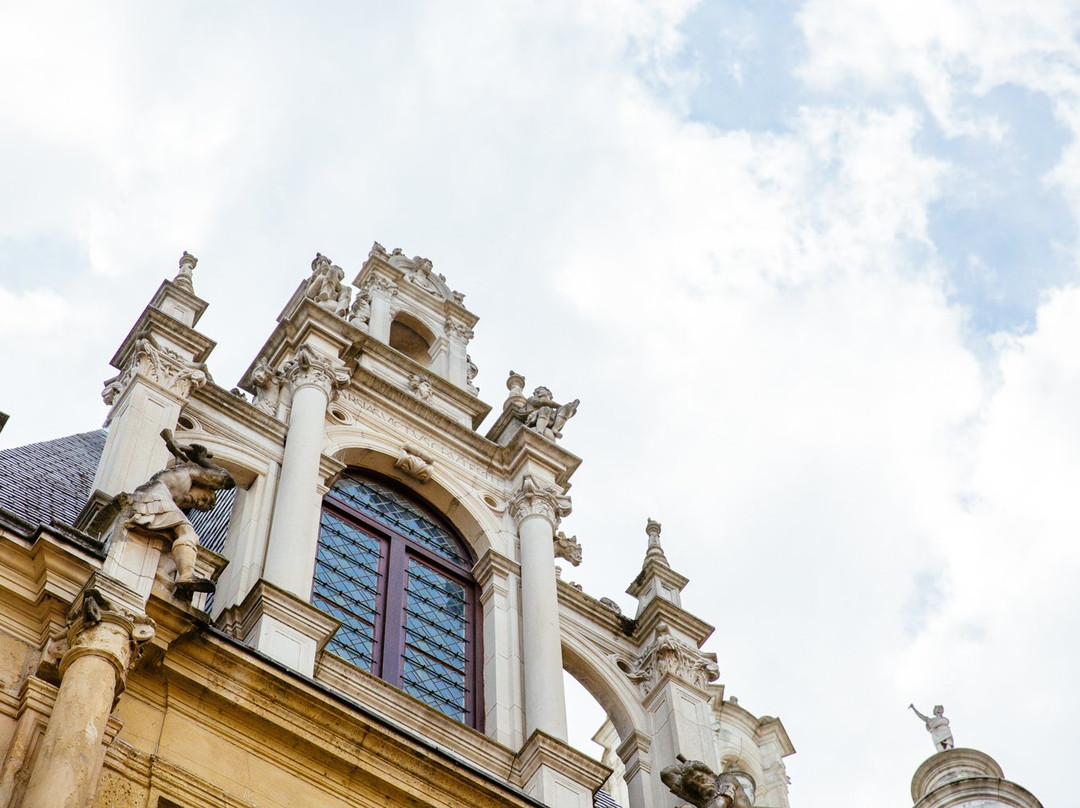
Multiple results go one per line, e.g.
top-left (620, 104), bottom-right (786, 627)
top-left (594, 789), bottom-right (622, 808)
top-left (0, 429), bottom-right (232, 552)
top-left (0, 430), bottom-right (107, 528)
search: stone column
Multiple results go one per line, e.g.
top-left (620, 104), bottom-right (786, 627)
top-left (263, 345), bottom-right (347, 600)
top-left (365, 276), bottom-right (397, 343)
top-left (510, 475), bottom-right (571, 741)
top-left (22, 592), bottom-right (154, 808)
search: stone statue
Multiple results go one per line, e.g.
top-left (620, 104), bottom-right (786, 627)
top-left (348, 293), bottom-right (371, 328)
top-left (118, 430), bottom-right (236, 596)
top-left (523, 386), bottom-right (579, 440)
top-left (661, 756), bottom-right (752, 808)
top-left (333, 283), bottom-right (352, 318)
top-left (909, 704), bottom-right (954, 751)
top-left (305, 252), bottom-right (346, 312)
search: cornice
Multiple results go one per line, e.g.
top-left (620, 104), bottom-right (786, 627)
top-left (189, 382), bottom-right (288, 445)
top-left (147, 278), bottom-right (209, 326)
top-left (110, 305), bottom-right (217, 369)
top-left (557, 579), bottom-right (635, 637)
top-left (511, 729), bottom-right (611, 792)
top-left (626, 555), bottom-right (690, 599)
top-left (343, 333), bottom-right (491, 428)
top-left (341, 365), bottom-right (502, 467)
top-left (141, 593), bottom-right (544, 808)
top-left (501, 425), bottom-right (582, 490)
top-left (632, 596), bottom-right (715, 649)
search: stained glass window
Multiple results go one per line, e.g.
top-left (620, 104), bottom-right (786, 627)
top-left (312, 473), bottom-right (478, 726)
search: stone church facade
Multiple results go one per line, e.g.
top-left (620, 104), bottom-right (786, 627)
top-left (0, 246), bottom-right (1042, 808)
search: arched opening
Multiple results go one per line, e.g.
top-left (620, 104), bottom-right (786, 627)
top-left (564, 671), bottom-right (630, 807)
top-left (389, 312), bottom-right (435, 366)
top-left (313, 470), bottom-right (482, 728)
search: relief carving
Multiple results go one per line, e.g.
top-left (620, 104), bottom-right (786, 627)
top-left (409, 374), bottom-right (433, 401)
top-left (622, 623), bottom-right (719, 696)
top-left (394, 444), bottom-right (434, 482)
top-left (250, 358), bottom-right (284, 416)
top-left (102, 333), bottom-right (210, 405)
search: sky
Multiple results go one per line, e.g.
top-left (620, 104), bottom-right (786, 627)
top-left (0, 2), bottom-right (1076, 805)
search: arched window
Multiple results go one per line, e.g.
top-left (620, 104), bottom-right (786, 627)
top-left (312, 472), bottom-right (480, 726)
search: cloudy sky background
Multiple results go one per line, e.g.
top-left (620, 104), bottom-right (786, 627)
top-left (1, 2), bottom-right (1077, 805)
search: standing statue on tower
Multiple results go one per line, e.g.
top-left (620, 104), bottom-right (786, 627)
top-left (910, 703), bottom-right (955, 752)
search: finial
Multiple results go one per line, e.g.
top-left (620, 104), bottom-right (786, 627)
top-left (504, 370), bottom-right (526, 412)
top-left (174, 251), bottom-right (197, 293)
top-left (645, 518), bottom-right (667, 563)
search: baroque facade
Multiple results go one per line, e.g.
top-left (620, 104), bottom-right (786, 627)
top-left (0, 246), bottom-right (1042, 808)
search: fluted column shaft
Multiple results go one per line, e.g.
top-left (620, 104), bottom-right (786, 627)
top-left (263, 347), bottom-right (345, 599)
top-left (511, 476), bottom-right (571, 741)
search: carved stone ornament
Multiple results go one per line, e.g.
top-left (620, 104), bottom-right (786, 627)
top-left (281, 344), bottom-right (350, 398)
top-left (409, 374), bottom-right (433, 401)
top-left (909, 703), bottom-right (955, 752)
top-left (249, 358), bottom-right (284, 415)
top-left (465, 354), bottom-right (479, 395)
top-left (661, 755), bottom-right (752, 808)
top-left (174, 251), bottom-right (197, 293)
top-left (37, 587), bottom-right (156, 691)
top-left (622, 623), bottom-right (719, 697)
top-left (504, 370), bottom-right (527, 412)
top-left (305, 252), bottom-right (352, 317)
top-left (445, 318), bottom-right (474, 343)
top-left (104, 430), bottom-right (236, 597)
top-left (553, 530), bottom-right (582, 567)
top-left (522, 385), bottom-right (579, 441)
top-left (102, 333), bottom-right (211, 405)
top-left (509, 474), bottom-right (571, 527)
top-left (348, 293), bottom-right (372, 330)
top-left (394, 444), bottom-right (434, 482)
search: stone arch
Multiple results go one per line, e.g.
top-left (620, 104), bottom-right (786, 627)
top-left (389, 311), bottom-right (437, 366)
top-left (559, 621), bottom-right (646, 745)
top-left (328, 441), bottom-right (504, 559)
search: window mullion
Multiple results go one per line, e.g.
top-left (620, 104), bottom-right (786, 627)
top-left (381, 537), bottom-right (408, 686)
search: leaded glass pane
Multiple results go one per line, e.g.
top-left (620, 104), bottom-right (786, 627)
top-left (313, 511), bottom-right (383, 671)
top-left (402, 559), bottom-right (467, 720)
top-left (329, 476), bottom-right (466, 564)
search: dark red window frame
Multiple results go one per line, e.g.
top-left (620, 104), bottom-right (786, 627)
top-left (314, 471), bottom-right (483, 729)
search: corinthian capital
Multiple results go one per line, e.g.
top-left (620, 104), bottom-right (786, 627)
top-left (509, 474), bottom-right (571, 527)
top-left (281, 344), bottom-right (350, 397)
